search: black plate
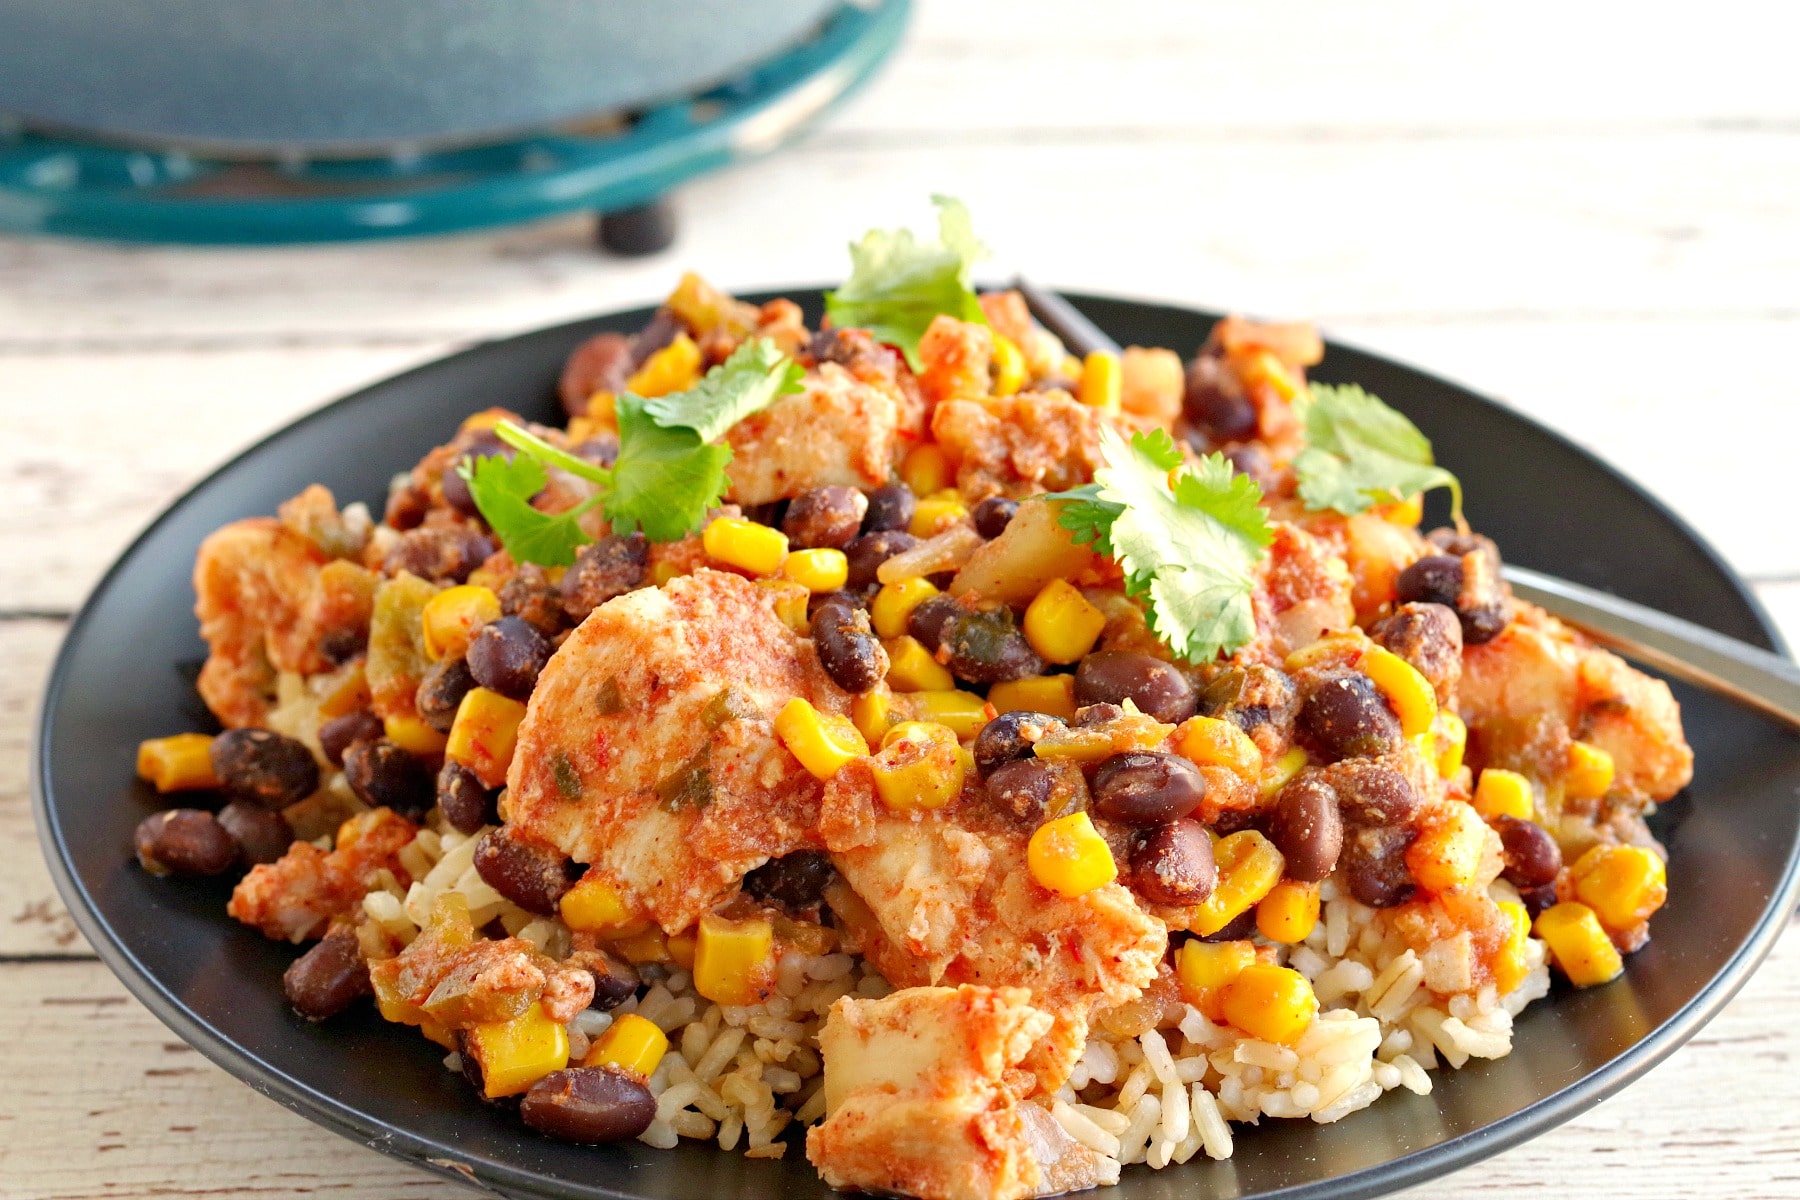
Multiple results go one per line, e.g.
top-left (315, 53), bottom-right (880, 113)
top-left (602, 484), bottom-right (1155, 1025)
top-left (34, 293), bottom-right (1800, 1200)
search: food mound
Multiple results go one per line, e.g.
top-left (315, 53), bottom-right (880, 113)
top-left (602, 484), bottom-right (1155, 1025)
top-left (132, 203), bottom-right (1689, 1200)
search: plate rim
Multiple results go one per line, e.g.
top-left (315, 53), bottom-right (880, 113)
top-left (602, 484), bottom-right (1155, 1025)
top-left (31, 290), bottom-right (1800, 1200)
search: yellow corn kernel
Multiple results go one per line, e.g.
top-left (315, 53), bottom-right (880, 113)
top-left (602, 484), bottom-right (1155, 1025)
top-left (384, 713), bottom-right (448, 758)
top-left (1173, 716), bottom-right (1262, 781)
top-left (624, 333), bottom-right (701, 398)
top-left (1472, 768), bottom-right (1535, 822)
top-left (1190, 830), bottom-right (1286, 935)
top-left (1565, 741), bottom-right (1616, 801)
top-left (910, 492), bottom-right (969, 538)
top-left (1032, 709), bottom-right (1176, 763)
top-left (1255, 880), bottom-right (1321, 944)
top-left (870, 722), bottom-right (966, 811)
top-left (420, 584), bottom-right (501, 662)
top-left (648, 559), bottom-right (682, 587)
top-left (1238, 349), bottom-right (1302, 403)
top-left (1174, 939), bottom-right (1257, 1005)
top-left (1022, 579), bottom-right (1107, 665)
top-left (774, 698), bottom-right (868, 780)
top-left (991, 334), bottom-right (1027, 396)
top-left (1570, 844), bottom-right (1668, 933)
top-left (884, 635), bottom-right (956, 692)
top-left (1380, 493), bottom-right (1424, 527)
top-left (583, 1012), bottom-right (668, 1080)
top-left (901, 443), bottom-right (953, 496)
top-left (667, 932), bottom-right (697, 971)
top-left (906, 690), bottom-right (989, 738)
top-left (610, 927), bottom-right (672, 965)
top-left (988, 675), bottom-right (1078, 721)
top-left (444, 687), bottom-right (527, 789)
top-left (1027, 812), bottom-right (1118, 899)
top-left (703, 517), bottom-right (788, 577)
top-left (1280, 631), bottom-right (1368, 675)
top-left (758, 579), bottom-right (810, 632)
top-left (782, 548), bottom-right (848, 594)
top-left (871, 577), bottom-right (941, 640)
top-left (1493, 899), bottom-right (1532, 996)
top-left (851, 689), bottom-right (895, 745)
top-left (136, 733), bottom-right (219, 793)
top-left (459, 407), bottom-right (509, 433)
top-left (694, 912), bottom-right (776, 1007)
top-left (465, 1002), bottom-right (569, 1099)
top-left (1257, 746), bottom-right (1310, 798)
top-left (558, 876), bottom-right (645, 937)
top-left (1432, 710), bottom-right (1467, 778)
top-left (318, 661), bottom-right (371, 720)
top-left (1219, 964), bottom-right (1318, 1046)
top-left (1535, 902), bottom-right (1624, 987)
top-left (1078, 350), bottom-right (1122, 411)
top-left (1405, 801), bottom-right (1489, 893)
top-left (566, 406), bottom-right (614, 442)
top-left (1361, 645), bottom-right (1437, 738)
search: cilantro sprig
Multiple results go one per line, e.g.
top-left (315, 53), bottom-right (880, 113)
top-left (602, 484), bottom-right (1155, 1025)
top-left (460, 337), bottom-right (804, 565)
top-left (1052, 428), bottom-right (1274, 663)
top-left (824, 195), bottom-right (988, 369)
top-left (1292, 383), bottom-right (1463, 522)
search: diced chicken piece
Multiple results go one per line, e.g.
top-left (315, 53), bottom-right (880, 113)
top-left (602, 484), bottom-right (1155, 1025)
top-left (808, 985), bottom-right (1118, 1200)
top-left (1249, 521), bottom-right (1357, 662)
top-left (917, 315), bottom-right (995, 406)
top-left (228, 807), bottom-right (416, 942)
top-left (932, 390), bottom-right (1110, 500)
top-left (504, 570), bottom-right (850, 933)
top-left (823, 777), bottom-right (1164, 1027)
top-left (193, 502), bottom-right (379, 728)
top-left (724, 363), bottom-right (906, 505)
top-left (950, 496), bottom-right (1107, 607)
top-left (1460, 603), bottom-right (1693, 806)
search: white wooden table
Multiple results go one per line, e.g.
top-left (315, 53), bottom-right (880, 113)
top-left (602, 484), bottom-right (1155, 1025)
top-left (4, 2), bottom-right (1799, 1196)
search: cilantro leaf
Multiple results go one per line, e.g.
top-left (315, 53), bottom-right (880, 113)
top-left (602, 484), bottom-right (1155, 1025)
top-left (824, 194), bottom-right (988, 369)
top-left (603, 395), bottom-right (735, 543)
top-left (1053, 428), bottom-right (1273, 663)
top-left (641, 337), bottom-right (805, 444)
top-left (459, 453), bottom-right (601, 569)
top-left (1293, 383), bottom-right (1463, 521)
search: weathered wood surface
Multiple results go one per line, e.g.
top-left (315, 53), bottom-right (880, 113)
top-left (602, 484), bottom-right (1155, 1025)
top-left (5, 0), bottom-right (1799, 1194)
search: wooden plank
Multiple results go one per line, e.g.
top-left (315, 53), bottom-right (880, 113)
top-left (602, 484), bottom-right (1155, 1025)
top-left (7, 314), bottom-right (1798, 613)
top-left (1, 130), bottom-right (1797, 348)
top-left (1, 928), bottom-right (1794, 1199)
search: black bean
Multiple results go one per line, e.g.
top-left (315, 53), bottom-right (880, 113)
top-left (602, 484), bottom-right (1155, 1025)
top-left (861, 484), bottom-right (917, 535)
top-left (500, 564), bottom-right (572, 638)
top-left (1131, 819), bottom-right (1216, 906)
top-left (843, 530), bottom-right (918, 592)
top-left (1092, 753), bottom-right (1207, 826)
top-left (810, 604), bottom-right (889, 693)
top-left (1342, 825), bottom-right (1415, 908)
top-left (437, 761), bottom-right (497, 835)
top-left (808, 589), bottom-right (864, 622)
top-left (1298, 671), bottom-right (1402, 761)
top-left (1368, 603), bottom-right (1462, 701)
top-left (559, 331), bottom-right (634, 417)
top-left (1073, 702), bottom-right (1127, 728)
top-left (1184, 355), bottom-right (1257, 441)
top-left (973, 711), bottom-right (1064, 777)
top-left (1197, 908), bottom-right (1259, 942)
top-left (784, 487), bottom-right (869, 550)
top-left (907, 595), bottom-right (964, 652)
top-left (473, 829), bottom-right (578, 916)
top-left (1518, 882), bottom-right (1560, 919)
top-left (521, 1066), bottom-right (656, 1143)
top-left (283, 928), bottom-right (371, 1021)
top-left (1325, 760), bottom-right (1421, 826)
top-left (740, 500), bottom-right (788, 529)
top-left (943, 609), bottom-right (1044, 685)
top-left (1267, 775), bottom-right (1343, 882)
top-left (1460, 602), bottom-right (1510, 646)
top-left (210, 728), bottom-right (319, 811)
top-left (984, 758), bottom-right (1057, 821)
top-left (1223, 444), bottom-right (1278, 492)
top-left (743, 851), bottom-right (837, 914)
top-left (342, 739), bottom-right (434, 819)
top-left (631, 309), bottom-right (683, 367)
top-left (383, 526), bottom-right (496, 585)
top-left (416, 658), bottom-right (477, 734)
top-left (317, 709), bottom-right (384, 768)
top-left (217, 802), bottom-right (293, 866)
top-left (467, 615), bottom-right (554, 700)
top-left (1395, 555), bottom-right (1463, 609)
top-left (318, 626), bottom-right (368, 665)
top-left (570, 435), bottom-right (620, 469)
top-left (1417, 531), bottom-right (1511, 645)
top-left (585, 951), bottom-right (641, 1010)
top-left (1494, 816), bottom-right (1563, 889)
top-left (134, 809), bottom-right (238, 877)
top-left (385, 481), bottom-right (431, 531)
top-left (560, 535), bottom-right (648, 623)
top-left (1074, 652), bottom-right (1198, 725)
top-left (971, 496), bottom-right (1018, 539)
top-left (441, 457), bottom-right (482, 519)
